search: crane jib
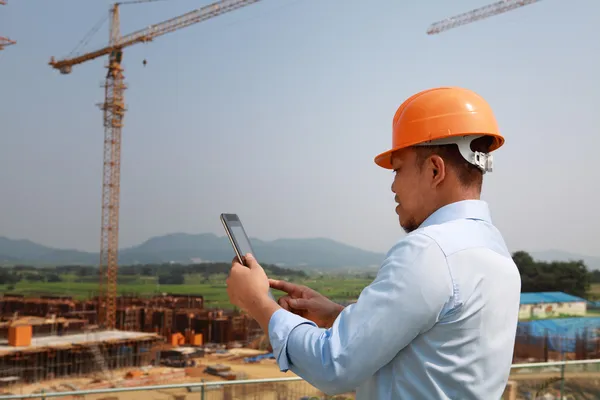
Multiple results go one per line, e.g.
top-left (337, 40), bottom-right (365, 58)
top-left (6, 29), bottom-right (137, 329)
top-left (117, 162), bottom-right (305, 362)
top-left (49, 0), bottom-right (261, 71)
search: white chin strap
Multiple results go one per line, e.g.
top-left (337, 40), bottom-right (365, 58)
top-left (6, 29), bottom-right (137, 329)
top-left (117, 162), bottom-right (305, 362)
top-left (415, 135), bottom-right (494, 173)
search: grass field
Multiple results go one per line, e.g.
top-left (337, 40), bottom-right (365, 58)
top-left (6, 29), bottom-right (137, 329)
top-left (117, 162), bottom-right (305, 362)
top-left (1, 273), bottom-right (373, 309)
top-left (6, 274), bottom-right (599, 309)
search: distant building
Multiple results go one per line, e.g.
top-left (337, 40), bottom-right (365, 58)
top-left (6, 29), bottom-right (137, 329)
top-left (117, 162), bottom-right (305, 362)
top-left (519, 291), bottom-right (587, 320)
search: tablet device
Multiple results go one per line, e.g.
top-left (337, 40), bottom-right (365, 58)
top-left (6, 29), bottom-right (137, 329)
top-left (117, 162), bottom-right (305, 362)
top-left (220, 213), bottom-right (275, 301)
top-left (220, 213), bottom-right (254, 266)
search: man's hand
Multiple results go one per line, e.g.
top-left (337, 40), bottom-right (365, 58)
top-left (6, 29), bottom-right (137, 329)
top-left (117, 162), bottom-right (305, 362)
top-left (269, 279), bottom-right (344, 328)
top-left (226, 253), bottom-right (280, 332)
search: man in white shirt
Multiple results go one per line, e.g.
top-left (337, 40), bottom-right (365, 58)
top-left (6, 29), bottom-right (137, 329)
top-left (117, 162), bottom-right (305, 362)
top-left (225, 86), bottom-right (522, 399)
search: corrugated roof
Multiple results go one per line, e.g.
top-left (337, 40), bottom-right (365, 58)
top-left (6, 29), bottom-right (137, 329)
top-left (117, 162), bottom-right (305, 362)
top-left (520, 291), bottom-right (587, 305)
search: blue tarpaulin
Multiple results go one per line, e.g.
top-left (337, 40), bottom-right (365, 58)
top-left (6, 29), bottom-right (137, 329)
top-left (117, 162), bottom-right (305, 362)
top-left (244, 353), bottom-right (274, 363)
top-left (517, 317), bottom-right (600, 352)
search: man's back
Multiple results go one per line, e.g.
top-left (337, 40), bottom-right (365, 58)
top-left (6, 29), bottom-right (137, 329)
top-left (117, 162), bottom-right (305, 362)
top-left (357, 200), bottom-right (521, 399)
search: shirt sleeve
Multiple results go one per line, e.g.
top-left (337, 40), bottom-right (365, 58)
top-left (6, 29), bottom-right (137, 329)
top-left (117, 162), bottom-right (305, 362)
top-left (267, 232), bottom-right (454, 395)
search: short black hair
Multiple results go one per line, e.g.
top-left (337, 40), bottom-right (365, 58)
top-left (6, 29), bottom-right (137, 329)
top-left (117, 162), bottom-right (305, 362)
top-left (413, 136), bottom-right (494, 191)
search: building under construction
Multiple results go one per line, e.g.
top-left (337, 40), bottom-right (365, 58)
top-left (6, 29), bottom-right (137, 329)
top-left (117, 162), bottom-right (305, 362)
top-left (0, 293), bottom-right (262, 385)
top-left (0, 321), bottom-right (161, 384)
top-left (0, 293), bottom-right (258, 342)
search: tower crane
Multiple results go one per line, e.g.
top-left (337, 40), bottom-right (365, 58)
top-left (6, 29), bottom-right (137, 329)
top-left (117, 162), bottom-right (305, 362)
top-left (427, 0), bottom-right (543, 35)
top-left (0, 0), bottom-right (16, 50)
top-left (49, 0), bottom-right (262, 330)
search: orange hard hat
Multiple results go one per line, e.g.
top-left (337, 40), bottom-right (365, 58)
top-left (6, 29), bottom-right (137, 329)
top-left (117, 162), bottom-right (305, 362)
top-left (374, 87), bottom-right (504, 173)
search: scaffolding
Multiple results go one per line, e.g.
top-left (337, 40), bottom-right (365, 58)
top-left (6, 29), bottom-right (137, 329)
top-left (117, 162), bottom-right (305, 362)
top-left (0, 330), bottom-right (161, 384)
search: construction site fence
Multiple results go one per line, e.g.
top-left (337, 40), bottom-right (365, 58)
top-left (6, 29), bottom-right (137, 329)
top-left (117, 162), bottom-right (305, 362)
top-left (0, 359), bottom-right (599, 399)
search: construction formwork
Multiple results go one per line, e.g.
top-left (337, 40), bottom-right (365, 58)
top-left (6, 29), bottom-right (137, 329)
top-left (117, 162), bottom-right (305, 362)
top-left (0, 295), bottom-right (77, 318)
top-left (116, 293), bottom-right (204, 310)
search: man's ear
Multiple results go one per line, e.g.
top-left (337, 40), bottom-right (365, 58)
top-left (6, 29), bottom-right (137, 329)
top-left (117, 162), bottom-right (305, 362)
top-left (429, 155), bottom-right (446, 187)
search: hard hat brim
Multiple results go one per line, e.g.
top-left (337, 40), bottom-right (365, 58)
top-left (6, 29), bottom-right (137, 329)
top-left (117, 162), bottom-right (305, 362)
top-left (374, 148), bottom-right (394, 169)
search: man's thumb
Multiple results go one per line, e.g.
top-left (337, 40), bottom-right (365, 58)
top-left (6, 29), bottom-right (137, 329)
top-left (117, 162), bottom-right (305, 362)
top-left (244, 253), bottom-right (258, 268)
top-left (288, 298), bottom-right (310, 310)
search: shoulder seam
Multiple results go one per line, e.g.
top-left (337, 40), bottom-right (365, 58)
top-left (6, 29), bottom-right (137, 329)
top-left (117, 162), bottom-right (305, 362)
top-left (412, 231), bottom-right (447, 257)
top-left (388, 232), bottom-right (440, 265)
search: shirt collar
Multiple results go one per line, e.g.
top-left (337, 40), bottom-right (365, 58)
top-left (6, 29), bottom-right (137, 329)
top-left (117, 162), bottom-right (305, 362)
top-left (419, 200), bottom-right (492, 229)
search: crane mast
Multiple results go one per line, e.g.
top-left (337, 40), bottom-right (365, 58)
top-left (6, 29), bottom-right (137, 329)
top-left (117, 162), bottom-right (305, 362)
top-left (49, 0), bottom-right (262, 329)
top-left (427, 0), bottom-right (543, 35)
top-left (97, 4), bottom-right (125, 329)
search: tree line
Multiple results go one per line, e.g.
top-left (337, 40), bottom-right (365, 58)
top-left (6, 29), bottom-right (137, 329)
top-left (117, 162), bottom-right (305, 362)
top-left (512, 251), bottom-right (596, 298)
top-left (1, 251), bottom-right (598, 299)
top-left (0, 261), bottom-right (307, 286)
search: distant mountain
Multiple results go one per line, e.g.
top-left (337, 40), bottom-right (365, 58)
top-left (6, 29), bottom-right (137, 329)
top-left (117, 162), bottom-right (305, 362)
top-left (1, 234), bottom-right (598, 271)
top-left (530, 250), bottom-right (600, 271)
top-left (0, 234), bottom-right (385, 270)
top-left (0, 237), bottom-right (96, 265)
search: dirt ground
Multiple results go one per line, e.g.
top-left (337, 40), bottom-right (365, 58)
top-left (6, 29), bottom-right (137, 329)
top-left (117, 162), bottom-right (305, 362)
top-left (204, 348), bottom-right (294, 379)
top-left (1, 348), bottom-right (313, 400)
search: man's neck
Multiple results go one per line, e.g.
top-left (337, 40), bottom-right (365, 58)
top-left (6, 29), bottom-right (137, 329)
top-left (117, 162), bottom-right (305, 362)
top-left (423, 191), bottom-right (481, 224)
top-left (440, 188), bottom-right (481, 206)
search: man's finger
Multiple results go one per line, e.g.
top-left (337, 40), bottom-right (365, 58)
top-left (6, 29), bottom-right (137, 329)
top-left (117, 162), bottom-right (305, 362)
top-left (269, 278), bottom-right (298, 294)
top-left (278, 295), bottom-right (292, 311)
top-left (288, 298), bottom-right (311, 310)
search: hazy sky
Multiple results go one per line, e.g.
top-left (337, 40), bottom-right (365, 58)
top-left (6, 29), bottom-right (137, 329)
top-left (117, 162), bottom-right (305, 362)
top-left (0, 0), bottom-right (598, 257)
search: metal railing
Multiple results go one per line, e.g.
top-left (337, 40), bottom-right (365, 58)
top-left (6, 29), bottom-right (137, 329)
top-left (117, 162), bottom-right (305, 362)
top-left (0, 359), bottom-right (599, 399)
